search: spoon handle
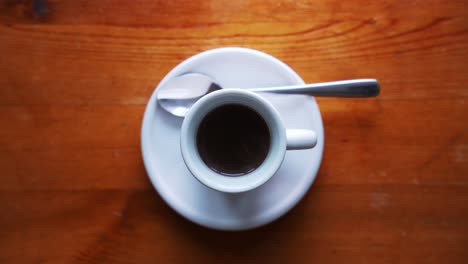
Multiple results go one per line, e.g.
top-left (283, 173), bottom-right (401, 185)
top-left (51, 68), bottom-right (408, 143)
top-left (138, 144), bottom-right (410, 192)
top-left (248, 79), bottom-right (380, 97)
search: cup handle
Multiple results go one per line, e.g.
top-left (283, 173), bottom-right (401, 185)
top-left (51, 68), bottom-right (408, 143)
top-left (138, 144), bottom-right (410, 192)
top-left (286, 129), bottom-right (317, 150)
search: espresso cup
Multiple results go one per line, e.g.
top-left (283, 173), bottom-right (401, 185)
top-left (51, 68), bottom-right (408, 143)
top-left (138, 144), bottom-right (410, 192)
top-left (180, 89), bottom-right (317, 193)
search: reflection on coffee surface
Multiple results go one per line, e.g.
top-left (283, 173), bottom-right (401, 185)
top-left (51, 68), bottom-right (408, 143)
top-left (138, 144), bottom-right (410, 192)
top-left (196, 104), bottom-right (271, 176)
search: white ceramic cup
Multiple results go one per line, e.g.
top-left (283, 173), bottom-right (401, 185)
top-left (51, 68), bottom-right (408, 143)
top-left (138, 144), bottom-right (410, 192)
top-left (180, 88), bottom-right (317, 193)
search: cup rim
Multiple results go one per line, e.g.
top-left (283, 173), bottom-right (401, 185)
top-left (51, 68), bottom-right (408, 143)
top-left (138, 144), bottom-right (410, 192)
top-left (180, 89), bottom-right (287, 193)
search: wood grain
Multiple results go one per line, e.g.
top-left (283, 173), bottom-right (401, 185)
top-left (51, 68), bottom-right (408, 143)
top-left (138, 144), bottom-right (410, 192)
top-left (1, 186), bottom-right (467, 263)
top-left (1, 0), bottom-right (467, 263)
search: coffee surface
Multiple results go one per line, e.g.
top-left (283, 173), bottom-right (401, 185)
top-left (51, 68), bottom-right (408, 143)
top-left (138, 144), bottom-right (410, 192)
top-left (196, 104), bottom-right (271, 176)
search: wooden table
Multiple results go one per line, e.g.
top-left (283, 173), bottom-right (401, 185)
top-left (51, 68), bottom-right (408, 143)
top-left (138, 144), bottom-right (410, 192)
top-left (1, 0), bottom-right (467, 263)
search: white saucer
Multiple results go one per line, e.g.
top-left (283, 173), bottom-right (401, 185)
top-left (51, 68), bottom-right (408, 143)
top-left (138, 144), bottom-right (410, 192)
top-left (141, 47), bottom-right (324, 231)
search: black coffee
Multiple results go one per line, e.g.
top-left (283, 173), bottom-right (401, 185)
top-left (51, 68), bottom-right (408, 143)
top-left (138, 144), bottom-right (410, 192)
top-left (196, 104), bottom-right (271, 176)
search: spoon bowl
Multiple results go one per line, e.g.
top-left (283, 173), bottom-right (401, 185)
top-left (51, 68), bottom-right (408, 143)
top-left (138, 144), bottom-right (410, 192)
top-left (157, 73), bottom-right (222, 117)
